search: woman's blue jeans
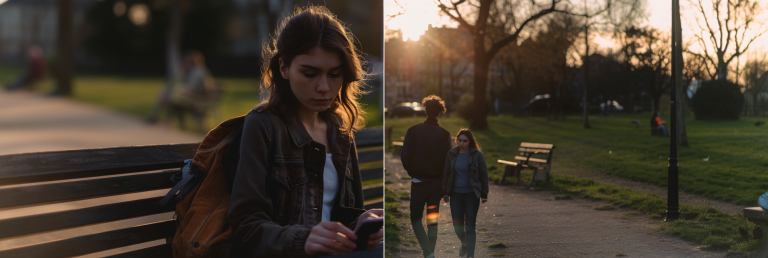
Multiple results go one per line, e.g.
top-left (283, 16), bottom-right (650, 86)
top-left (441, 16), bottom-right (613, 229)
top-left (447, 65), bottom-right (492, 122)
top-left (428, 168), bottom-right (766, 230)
top-left (450, 191), bottom-right (480, 257)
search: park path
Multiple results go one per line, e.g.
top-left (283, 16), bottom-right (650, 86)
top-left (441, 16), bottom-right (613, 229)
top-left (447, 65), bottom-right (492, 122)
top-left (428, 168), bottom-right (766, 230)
top-left (0, 91), bottom-right (203, 257)
top-left (386, 153), bottom-right (728, 258)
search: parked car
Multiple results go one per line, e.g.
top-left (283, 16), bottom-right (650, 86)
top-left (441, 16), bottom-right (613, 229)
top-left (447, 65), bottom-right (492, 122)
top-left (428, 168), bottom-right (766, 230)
top-left (390, 102), bottom-right (424, 118)
top-left (599, 100), bottom-right (624, 112)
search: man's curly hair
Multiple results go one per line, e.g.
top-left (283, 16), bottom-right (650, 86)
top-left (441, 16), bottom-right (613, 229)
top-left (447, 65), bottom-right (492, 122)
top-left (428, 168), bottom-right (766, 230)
top-left (422, 95), bottom-right (446, 118)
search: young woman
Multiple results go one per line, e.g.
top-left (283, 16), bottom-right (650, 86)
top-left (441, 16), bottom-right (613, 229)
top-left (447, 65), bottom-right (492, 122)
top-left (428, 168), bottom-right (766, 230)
top-left (227, 6), bottom-right (383, 257)
top-left (442, 129), bottom-right (489, 258)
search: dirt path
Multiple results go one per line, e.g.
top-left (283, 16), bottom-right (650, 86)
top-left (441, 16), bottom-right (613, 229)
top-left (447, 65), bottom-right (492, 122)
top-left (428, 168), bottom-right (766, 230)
top-left (386, 153), bottom-right (728, 258)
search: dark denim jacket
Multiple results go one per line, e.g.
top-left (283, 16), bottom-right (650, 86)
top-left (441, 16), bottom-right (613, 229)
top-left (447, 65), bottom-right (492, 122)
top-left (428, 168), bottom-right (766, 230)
top-left (227, 106), bottom-right (365, 257)
top-left (442, 147), bottom-right (489, 199)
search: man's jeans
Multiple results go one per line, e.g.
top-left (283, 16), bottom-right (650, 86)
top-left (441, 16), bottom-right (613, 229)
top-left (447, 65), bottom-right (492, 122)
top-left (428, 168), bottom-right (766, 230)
top-left (450, 191), bottom-right (480, 258)
top-left (658, 124), bottom-right (670, 137)
top-left (410, 179), bottom-right (443, 257)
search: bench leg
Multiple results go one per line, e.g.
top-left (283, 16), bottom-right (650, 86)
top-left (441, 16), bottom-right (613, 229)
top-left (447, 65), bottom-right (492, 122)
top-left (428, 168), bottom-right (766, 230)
top-left (748, 218), bottom-right (768, 258)
top-left (515, 166), bottom-right (521, 185)
top-left (528, 168), bottom-right (537, 187)
top-left (499, 166), bottom-right (510, 184)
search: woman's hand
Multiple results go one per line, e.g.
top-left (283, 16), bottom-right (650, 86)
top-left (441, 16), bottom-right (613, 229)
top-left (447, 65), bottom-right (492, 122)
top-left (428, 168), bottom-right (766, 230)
top-left (355, 209), bottom-right (384, 250)
top-left (304, 221), bottom-right (358, 255)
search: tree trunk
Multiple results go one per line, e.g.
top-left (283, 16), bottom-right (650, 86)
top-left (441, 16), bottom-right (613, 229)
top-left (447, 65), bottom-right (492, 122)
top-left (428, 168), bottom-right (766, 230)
top-left (471, 34), bottom-right (489, 129)
top-left (166, 0), bottom-right (183, 91)
top-left (652, 93), bottom-right (661, 113)
top-left (582, 24), bottom-right (591, 128)
top-left (56, 0), bottom-right (74, 96)
top-left (438, 52), bottom-right (443, 99)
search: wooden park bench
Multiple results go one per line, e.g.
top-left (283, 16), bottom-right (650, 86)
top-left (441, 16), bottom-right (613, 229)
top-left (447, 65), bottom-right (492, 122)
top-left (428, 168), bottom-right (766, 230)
top-left (0, 128), bottom-right (383, 257)
top-left (743, 207), bottom-right (768, 258)
top-left (497, 142), bottom-right (555, 185)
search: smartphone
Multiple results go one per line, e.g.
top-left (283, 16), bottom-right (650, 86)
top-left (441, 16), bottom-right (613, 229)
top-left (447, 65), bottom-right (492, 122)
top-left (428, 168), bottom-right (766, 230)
top-left (353, 218), bottom-right (383, 251)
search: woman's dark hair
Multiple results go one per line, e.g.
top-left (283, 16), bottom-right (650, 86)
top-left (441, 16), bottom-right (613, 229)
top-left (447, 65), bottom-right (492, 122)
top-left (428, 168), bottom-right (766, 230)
top-left (422, 95), bottom-right (446, 117)
top-left (261, 5), bottom-right (368, 133)
top-left (456, 128), bottom-right (480, 151)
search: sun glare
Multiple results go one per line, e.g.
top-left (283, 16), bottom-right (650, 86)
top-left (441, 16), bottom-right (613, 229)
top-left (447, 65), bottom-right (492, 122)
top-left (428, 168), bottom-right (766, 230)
top-left (385, 0), bottom-right (443, 41)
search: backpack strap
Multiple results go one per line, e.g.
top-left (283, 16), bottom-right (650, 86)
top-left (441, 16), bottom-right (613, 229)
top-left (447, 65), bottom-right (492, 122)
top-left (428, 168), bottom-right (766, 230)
top-left (159, 160), bottom-right (200, 206)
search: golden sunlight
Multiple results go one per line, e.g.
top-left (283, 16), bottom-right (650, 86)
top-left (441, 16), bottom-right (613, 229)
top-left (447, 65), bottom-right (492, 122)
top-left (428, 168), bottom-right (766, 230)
top-left (385, 0), bottom-right (444, 41)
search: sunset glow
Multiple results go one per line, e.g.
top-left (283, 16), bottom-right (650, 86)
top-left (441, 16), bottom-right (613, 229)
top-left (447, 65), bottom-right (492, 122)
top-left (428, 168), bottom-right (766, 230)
top-left (385, 0), bottom-right (449, 41)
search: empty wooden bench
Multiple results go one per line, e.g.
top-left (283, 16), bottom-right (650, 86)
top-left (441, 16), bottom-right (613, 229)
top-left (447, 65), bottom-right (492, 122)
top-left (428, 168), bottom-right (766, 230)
top-left (0, 128), bottom-right (383, 257)
top-left (497, 142), bottom-right (555, 185)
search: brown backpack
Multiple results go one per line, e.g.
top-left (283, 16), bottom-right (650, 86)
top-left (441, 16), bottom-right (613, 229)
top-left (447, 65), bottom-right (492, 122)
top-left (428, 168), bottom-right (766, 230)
top-left (160, 114), bottom-right (247, 258)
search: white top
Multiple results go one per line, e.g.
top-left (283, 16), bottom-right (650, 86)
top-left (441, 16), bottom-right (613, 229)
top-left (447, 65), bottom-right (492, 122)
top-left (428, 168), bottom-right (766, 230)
top-left (322, 153), bottom-right (338, 221)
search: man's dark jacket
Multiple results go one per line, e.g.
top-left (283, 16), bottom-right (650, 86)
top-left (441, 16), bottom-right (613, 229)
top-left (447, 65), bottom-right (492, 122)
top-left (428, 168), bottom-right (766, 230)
top-left (400, 117), bottom-right (452, 179)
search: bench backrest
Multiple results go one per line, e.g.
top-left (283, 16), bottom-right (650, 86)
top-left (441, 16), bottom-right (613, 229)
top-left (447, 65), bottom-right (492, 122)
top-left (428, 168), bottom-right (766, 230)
top-left (0, 128), bottom-right (382, 257)
top-left (515, 142), bottom-right (555, 166)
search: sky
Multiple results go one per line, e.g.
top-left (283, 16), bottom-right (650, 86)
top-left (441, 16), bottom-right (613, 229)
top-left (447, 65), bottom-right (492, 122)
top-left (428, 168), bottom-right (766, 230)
top-left (385, 0), bottom-right (768, 75)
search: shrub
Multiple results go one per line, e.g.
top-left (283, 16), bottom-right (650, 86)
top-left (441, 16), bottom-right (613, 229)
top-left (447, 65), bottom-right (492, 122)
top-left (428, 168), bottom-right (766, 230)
top-left (692, 80), bottom-right (743, 120)
top-left (456, 93), bottom-right (492, 121)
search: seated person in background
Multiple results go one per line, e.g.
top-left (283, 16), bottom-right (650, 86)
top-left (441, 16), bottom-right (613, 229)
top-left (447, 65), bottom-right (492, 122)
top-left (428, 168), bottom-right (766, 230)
top-left (650, 111), bottom-right (669, 137)
top-left (7, 46), bottom-right (46, 91)
top-left (167, 50), bottom-right (217, 132)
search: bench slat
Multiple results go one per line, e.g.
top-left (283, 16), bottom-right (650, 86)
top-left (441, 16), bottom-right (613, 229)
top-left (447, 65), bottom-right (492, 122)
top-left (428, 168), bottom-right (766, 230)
top-left (0, 220), bottom-right (175, 258)
top-left (520, 142), bottom-right (554, 149)
top-left (514, 156), bottom-right (548, 164)
top-left (0, 170), bottom-right (176, 209)
top-left (361, 168), bottom-right (383, 182)
top-left (104, 243), bottom-right (172, 258)
top-left (358, 149), bottom-right (383, 164)
top-left (497, 160), bottom-right (518, 166)
top-left (363, 185), bottom-right (383, 199)
top-left (518, 148), bottom-right (551, 154)
top-left (354, 129), bottom-right (383, 148)
top-left (0, 143), bottom-right (198, 186)
top-left (0, 197), bottom-right (174, 239)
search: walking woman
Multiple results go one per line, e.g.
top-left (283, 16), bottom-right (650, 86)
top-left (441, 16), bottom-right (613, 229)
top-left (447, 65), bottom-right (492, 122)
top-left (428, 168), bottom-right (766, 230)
top-left (442, 129), bottom-right (489, 258)
top-left (227, 6), bottom-right (383, 257)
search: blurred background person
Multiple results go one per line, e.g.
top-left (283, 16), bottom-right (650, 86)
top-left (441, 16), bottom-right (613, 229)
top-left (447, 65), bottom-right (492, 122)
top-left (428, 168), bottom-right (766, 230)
top-left (5, 46), bottom-right (46, 91)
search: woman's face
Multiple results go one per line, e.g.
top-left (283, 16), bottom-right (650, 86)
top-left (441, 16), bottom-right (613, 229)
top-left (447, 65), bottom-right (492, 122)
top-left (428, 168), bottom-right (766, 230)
top-left (457, 134), bottom-right (470, 151)
top-left (280, 46), bottom-right (344, 114)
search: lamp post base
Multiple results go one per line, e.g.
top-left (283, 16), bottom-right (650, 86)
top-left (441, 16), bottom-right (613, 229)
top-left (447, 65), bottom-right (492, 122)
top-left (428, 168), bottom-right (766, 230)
top-left (664, 210), bottom-right (680, 222)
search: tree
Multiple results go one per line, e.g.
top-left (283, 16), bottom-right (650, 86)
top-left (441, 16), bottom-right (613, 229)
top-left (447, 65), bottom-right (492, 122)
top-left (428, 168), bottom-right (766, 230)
top-left (438, 0), bottom-right (588, 129)
top-left (742, 55), bottom-right (768, 115)
top-left (687, 0), bottom-right (767, 81)
top-left (56, 0), bottom-right (74, 96)
top-left (438, 0), bottom-right (644, 129)
top-left (617, 27), bottom-right (671, 113)
top-left (421, 27), bottom-right (472, 108)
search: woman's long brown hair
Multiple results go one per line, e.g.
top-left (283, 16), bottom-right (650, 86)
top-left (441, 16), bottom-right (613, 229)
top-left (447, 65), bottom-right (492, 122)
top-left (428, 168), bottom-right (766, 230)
top-left (456, 128), bottom-right (481, 151)
top-left (260, 5), bottom-right (368, 134)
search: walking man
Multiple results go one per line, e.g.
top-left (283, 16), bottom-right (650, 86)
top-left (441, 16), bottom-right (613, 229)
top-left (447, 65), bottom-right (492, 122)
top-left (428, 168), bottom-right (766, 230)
top-left (401, 95), bottom-right (452, 258)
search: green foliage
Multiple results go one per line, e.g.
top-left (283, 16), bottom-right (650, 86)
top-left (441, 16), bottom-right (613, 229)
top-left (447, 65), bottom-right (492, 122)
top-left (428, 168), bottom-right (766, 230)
top-left (594, 205), bottom-right (616, 210)
top-left (487, 242), bottom-right (507, 248)
top-left (384, 201), bottom-right (402, 258)
top-left (692, 80), bottom-right (744, 120)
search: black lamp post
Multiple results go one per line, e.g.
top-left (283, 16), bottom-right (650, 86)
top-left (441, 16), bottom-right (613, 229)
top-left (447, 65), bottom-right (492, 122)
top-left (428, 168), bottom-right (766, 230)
top-left (665, 0), bottom-right (681, 222)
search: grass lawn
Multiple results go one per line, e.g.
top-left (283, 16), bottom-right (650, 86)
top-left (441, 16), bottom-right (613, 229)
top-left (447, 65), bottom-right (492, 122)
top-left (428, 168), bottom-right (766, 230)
top-left (0, 64), bottom-right (382, 131)
top-left (386, 114), bottom-right (768, 207)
